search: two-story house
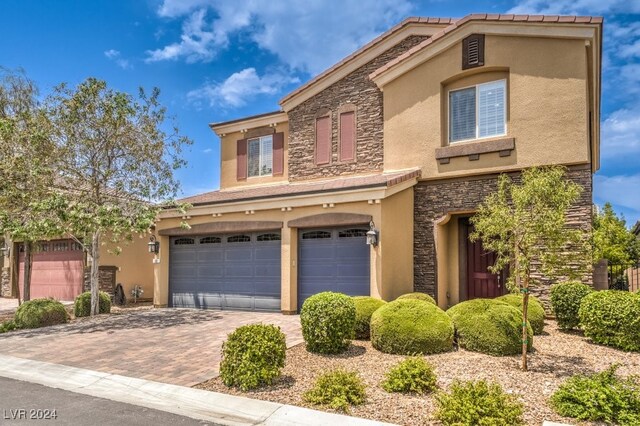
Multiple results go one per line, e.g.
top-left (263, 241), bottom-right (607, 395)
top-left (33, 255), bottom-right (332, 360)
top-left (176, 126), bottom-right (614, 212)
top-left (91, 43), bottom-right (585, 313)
top-left (153, 14), bottom-right (602, 313)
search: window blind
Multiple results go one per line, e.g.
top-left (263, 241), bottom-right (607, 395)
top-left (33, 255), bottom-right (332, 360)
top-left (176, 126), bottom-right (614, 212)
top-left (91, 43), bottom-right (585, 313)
top-left (478, 81), bottom-right (506, 138)
top-left (247, 139), bottom-right (260, 177)
top-left (449, 87), bottom-right (476, 142)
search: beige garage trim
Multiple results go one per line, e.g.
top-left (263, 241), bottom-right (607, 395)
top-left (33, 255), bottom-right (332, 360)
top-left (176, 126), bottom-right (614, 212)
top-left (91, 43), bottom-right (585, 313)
top-left (287, 213), bottom-right (372, 229)
top-left (159, 221), bottom-right (283, 236)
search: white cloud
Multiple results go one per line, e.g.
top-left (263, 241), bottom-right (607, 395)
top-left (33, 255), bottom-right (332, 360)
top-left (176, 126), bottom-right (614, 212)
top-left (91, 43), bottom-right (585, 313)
top-left (202, 148), bottom-right (213, 153)
top-left (104, 49), bottom-right (131, 69)
top-left (149, 0), bottom-right (412, 74)
top-left (594, 174), bottom-right (640, 217)
top-left (508, 0), bottom-right (640, 14)
top-left (187, 67), bottom-right (299, 108)
top-left (601, 106), bottom-right (640, 158)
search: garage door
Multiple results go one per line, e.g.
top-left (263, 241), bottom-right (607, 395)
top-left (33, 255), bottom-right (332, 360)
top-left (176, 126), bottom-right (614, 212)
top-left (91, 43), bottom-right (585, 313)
top-left (19, 240), bottom-right (85, 301)
top-left (298, 227), bottom-right (370, 308)
top-left (169, 231), bottom-right (281, 311)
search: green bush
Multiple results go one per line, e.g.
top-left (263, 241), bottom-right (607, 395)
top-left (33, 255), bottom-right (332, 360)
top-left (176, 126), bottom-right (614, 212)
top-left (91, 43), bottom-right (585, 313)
top-left (396, 292), bottom-right (436, 305)
top-left (578, 290), bottom-right (640, 351)
top-left (550, 281), bottom-right (593, 330)
top-left (435, 380), bottom-right (524, 426)
top-left (73, 291), bottom-right (111, 317)
top-left (219, 323), bottom-right (286, 391)
top-left (303, 369), bottom-right (366, 412)
top-left (300, 292), bottom-right (356, 354)
top-left (14, 299), bottom-right (68, 329)
top-left (381, 357), bottom-right (437, 394)
top-left (496, 293), bottom-right (545, 335)
top-left (551, 365), bottom-right (640, 425)
top-left (352, 296), bottom-right (386, 339)
top-left (0, 320), bottom-right (17, 333)
top-left (370, 299), bottom-right (454, 355)
top-left (447, 299), bottom-right (533, 356)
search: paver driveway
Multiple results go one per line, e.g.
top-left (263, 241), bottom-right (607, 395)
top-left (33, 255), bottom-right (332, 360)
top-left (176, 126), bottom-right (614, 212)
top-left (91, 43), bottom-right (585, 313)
top-left (0, 308), bottom-right (302, 386)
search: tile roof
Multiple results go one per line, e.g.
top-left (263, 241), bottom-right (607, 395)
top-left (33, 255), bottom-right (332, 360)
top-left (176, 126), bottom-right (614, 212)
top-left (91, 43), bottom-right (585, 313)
top-left (180, 169), bottom-right (421, 206)
top-left (369, 14), bottom-right (603, 80)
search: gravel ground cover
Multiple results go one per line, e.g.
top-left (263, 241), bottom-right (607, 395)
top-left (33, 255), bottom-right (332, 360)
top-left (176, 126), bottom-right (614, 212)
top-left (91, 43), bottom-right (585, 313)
top-left (196, 320), bottom-right (640, 426)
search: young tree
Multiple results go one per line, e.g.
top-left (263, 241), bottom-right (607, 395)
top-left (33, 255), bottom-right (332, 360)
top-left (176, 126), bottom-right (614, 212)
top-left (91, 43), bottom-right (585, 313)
top-left (48, 78), bottom-right (191, 315)
top-left (470, 166), bottom-right (588, 371)
top-left (593, 202), bottom-right (640, 266)
top-left (0, 68), bottom-right (61, 302)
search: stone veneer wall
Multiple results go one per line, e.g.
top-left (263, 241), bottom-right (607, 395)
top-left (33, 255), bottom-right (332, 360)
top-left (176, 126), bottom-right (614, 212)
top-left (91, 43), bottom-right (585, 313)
top-left (414, 166), bottom-right (594, 310)
top-left (287, 35), bottom-right (428, 181)
top-left (1, 267), bottom-right (10, 297)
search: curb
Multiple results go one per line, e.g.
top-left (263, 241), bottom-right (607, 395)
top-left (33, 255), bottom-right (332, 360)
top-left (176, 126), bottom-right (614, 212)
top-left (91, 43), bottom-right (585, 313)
top-left (0, 354), bottom-right (395, 426)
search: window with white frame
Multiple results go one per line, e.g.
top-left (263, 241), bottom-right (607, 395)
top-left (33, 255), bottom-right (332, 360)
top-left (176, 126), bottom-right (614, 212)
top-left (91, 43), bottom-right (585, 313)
top-left (449, 80), bottom-right (506, 143)
top-left (247, 135), bottom-right (273, 177)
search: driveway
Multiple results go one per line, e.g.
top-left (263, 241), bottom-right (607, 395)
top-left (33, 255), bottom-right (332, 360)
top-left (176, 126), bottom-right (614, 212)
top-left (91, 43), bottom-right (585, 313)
top-left (0, 308), bottom-right (302, 386)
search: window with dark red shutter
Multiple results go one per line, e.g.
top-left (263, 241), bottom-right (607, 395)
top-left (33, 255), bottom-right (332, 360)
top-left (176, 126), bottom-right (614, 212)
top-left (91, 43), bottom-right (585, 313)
top-left (339, 111), bottom-right (355, 162)
top-left (272, 132), bottom-right (284, 175)
top-left (236, 138), bottom-right (247, 180)
top-left (315, 115), bottom-right (331, 165)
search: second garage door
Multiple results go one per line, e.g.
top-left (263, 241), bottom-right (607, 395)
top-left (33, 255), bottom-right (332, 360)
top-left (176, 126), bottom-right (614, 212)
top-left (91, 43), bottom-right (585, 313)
top-left (169, 231), bottom-right (281, 311)
top-left (298, 227), bottom-right (370, 309)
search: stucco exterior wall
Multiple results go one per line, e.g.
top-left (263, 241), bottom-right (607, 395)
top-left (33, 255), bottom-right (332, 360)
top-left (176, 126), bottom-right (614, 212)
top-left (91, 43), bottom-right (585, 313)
top-left (219, 122), bottom-right (289, 189)
top-left (100, 234), bottom-right (155, 301)
top-left (383, 35), bottom-right (590, 179)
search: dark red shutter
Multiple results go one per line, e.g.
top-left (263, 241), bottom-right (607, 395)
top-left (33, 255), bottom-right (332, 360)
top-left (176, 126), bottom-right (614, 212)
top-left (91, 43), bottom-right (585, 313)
top-left (339, 111), bottom-right (355, 162)
top-left (272, 132), bottom-right (284, 176)
top-left (315, 116), bottom-right (331, 164)
top-left (236, 138), bottom-right (247, 180)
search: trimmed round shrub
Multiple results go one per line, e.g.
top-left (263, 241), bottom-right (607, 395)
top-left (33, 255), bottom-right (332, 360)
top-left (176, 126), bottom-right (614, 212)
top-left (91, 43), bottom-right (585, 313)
top-left (435, 380), bottom-right (524, 426)
top-left (300, 292), bottom-right (356, 354)
top-left (578, 290), bottom-right (640, 351)
top-left (14, 299), bottom-right (68, 329)
top-left (220, 323), bottom-right (286, 391)
top-left (370, 299), bottom-right (454, 355)
top-left (381, 357), bottom-right (437, 394)
top-left (396, 292), bottom-right (436, 305)
top-left (447, 299), bottom-right (533, 356)
top-left (352, 296), bottom-right (386, 339)
top-left (497, 293), bottom-right (545, 335)
top-left (74, 291), bottom-right (111, 317)
top-left (303, 369), bottom-right (366, 412)
top-left (550, 281), bottom-right (593, 330)
top-left (551, 365), bottom-right (640, 425)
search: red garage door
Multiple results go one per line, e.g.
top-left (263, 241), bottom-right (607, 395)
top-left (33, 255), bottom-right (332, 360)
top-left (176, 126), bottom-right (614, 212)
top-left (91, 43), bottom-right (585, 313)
top-left (19, 240), bottom-right (84, 301)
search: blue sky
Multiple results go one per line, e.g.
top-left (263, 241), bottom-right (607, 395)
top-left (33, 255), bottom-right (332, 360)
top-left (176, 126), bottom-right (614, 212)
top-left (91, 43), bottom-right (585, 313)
top-left (1, 0), bottom-right (639, 226)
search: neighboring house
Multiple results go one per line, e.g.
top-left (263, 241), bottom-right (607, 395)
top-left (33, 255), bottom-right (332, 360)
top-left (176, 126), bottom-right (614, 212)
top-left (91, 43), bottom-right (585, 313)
top-left (153, 14), bottom-right (602, 313)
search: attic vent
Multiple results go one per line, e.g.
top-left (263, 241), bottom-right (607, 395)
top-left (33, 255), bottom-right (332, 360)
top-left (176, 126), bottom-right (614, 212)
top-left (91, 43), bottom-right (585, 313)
top-left (462, 34), bottom-right (485, 70)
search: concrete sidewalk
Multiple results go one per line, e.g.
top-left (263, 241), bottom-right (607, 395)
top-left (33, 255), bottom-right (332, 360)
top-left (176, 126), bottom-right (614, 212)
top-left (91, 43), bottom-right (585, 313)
top-left (0, 354), bottom-right (395, 426)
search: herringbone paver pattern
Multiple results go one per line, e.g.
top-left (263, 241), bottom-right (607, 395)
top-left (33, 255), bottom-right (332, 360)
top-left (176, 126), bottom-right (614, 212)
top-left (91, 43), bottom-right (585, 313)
top-left (0, 308), bottom-right (302, 386)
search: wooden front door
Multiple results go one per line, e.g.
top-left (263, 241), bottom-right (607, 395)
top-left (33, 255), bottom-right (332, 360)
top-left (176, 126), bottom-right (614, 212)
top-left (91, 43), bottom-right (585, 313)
top-left (465, 223), bottom-right (505, 299)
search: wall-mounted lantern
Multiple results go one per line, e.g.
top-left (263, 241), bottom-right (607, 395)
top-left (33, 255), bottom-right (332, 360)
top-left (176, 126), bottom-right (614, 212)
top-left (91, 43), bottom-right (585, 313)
top-left (366, 221), bottom-right (379, 247)
top-left (148, 235), bottom-right (160, 254)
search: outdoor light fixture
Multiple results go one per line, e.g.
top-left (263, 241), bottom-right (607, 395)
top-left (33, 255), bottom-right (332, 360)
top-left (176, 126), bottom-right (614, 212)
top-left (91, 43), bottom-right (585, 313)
top-left (148, 235), bottom-right (160, 254)
top-left (366, 221), bottom-right (379, 247)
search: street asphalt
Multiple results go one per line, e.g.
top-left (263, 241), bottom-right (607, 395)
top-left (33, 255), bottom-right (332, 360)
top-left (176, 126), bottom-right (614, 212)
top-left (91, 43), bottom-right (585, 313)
top-left (0, 377), bottom-right (215, 425)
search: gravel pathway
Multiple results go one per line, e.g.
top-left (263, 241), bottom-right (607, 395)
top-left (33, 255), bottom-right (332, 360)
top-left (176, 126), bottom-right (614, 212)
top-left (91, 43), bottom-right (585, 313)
top-left (196, 320), bottom-right (640, 426)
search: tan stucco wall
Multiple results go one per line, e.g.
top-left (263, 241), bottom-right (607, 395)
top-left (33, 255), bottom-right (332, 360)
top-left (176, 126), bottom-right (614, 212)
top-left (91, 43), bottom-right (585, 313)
top-left (220, 122), bottom-right (289, 190)
top-left (435, 215), bottom-right (464, 310)
top-left (99, 234), bottom-right (155, 300)
top-left (384, 35), bottom-right (590, 179)
top-left (153, 187), bottom-right (415, 311)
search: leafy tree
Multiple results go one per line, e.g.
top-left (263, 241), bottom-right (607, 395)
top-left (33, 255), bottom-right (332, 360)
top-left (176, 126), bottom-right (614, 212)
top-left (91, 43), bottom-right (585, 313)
top-left (471, 166), bottom-right (589, 370)
top-left (593, 202), bottom-right (640, 266)
top-left (47, 78), bottom-right (191, 315)
top-left (0, 68), bottom-right (62, 302)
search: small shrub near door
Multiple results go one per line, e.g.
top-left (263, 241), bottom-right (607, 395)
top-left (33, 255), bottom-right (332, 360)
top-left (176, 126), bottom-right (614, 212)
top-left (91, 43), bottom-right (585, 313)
top-left (74, 291), bottom-right (112, 317)
top-left (446, 299), bottom-right (533, 356)
top-left (496, 293), bottom-right (546, 335)
top-left (303, 369), bottom-right (366, 412)
top-left (370, 299), bottom-right (454, 355)
top-left (396, 292), bottom-right (436, 305)
top-left (300, 292), bottom-right (356, 354)
top-left (381, 357), bottom-right (437, 394)
top-left (352, 296), bottom-right (386, 339)
top-left (551, 365), bottom-right (640, 426)
top-left (550, 281), bottom-right (593, 330)
top-left (435, 380), bottom-right (524, 426)
top-left (219, 323), bottom-right (286, 391)
top-left (14, 299), bottom-right (68, 329)
top-left (578, 290), bottom-right (640, 351)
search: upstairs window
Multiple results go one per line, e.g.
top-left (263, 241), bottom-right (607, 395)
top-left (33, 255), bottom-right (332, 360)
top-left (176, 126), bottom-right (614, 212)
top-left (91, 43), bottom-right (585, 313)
top-left (449, 80), bottom-right (506, 143)
top-left (247, 135), bottom-right (273, 177)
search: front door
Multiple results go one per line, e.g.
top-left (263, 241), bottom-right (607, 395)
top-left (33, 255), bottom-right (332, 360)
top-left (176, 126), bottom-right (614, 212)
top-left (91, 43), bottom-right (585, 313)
top-left (465, 222), bottom-right (505, 299)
